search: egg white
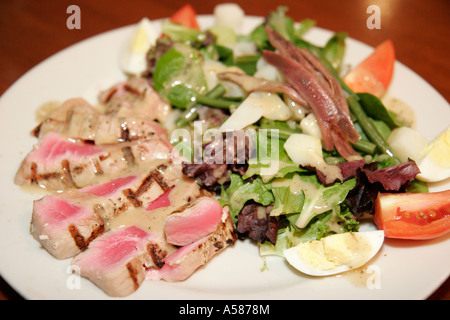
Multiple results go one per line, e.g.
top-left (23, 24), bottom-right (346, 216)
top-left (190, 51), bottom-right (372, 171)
top-left (388, 126), bottom-right (450, 183)
top-left (120, 18), bottom-right (159, 75)
top-left (283, 230), bottom-right (385, 276)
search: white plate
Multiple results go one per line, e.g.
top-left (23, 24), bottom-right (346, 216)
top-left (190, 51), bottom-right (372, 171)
top-left (0, 15), bottom-right (449, 300)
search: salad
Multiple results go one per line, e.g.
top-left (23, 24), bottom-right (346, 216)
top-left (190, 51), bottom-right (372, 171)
top-left (119, 3), bottom-right (450, 276)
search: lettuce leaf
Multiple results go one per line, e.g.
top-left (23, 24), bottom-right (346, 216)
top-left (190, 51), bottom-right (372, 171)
top-left (259, 204), bottom-right (360, 256)
top-left (153, 44), bottom-right (207, 102)
top-left (220, 173), bottom-right (274, 222)
top-left (259, 225), bottom-right (295, 257)
top-left (273, 174), bottom-right (356, 228)
top-left (161, 21), bottom-right (202, 44)
top-left (292, 211), bottom-right (333, 242)
top-left (259, 211), bottom-right (333, 256)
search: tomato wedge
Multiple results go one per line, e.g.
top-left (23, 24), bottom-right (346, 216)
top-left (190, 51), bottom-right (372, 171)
top-left (374, 190), bottom-right (450, 240)
top-left (343, 39), bottom-right (395, 97)
top-left (170, 4), bottom-right (200, 30)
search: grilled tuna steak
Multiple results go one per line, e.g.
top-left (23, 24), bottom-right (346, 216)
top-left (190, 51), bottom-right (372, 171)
top-left (71, 226), bottom-right (155, 297)
top-left (31, 192), bottom-right (105, 259)
top-left (30, 163), bottom-right (182, 259)
top-left (33, 97), bottom-right (168, 144)
top-left (15, 132), bottom-right (174, 191)
top-left (98, 77), bottom-right (171, 123)
top-left (147, 206), bottom-right (237, 282)
top-left (68, 182), bottom-right (236, 296)
top-left (164, 197), bottom-right (223, 246)
top-left (18, 76), bottom-right (238, 297)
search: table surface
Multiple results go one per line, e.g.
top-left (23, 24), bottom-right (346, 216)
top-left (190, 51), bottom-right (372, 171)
top-left (0, 0), bottom-right (448, 300)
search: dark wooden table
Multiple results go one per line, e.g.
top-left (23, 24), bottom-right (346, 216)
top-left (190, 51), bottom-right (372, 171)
top-left (0, 0), bottom-right (448, 300)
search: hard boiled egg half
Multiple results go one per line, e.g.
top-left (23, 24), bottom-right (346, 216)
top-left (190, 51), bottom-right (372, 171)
top-left (388, 126), bottom-right (450, 182)
top-left (283, 230), bottom-right (384, 276)
top-left (120, 18), bottom-right (159, 75)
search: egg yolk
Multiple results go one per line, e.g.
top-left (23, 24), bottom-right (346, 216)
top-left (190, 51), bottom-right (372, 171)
top-left (296, 233), bottom-right (373, 271)
top-left (426, 128), bottom-right (450, 168)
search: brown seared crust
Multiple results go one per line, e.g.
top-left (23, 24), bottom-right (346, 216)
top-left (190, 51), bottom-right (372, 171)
top-left (29, 162), bottom-right (64, 186)
top-left (87, 224), bottom-right (105, 246)
top-left (120, 164), bottom-right (176, 209)
top-left (68, 224), bottom-right (87, 251)
top-left (120, 123), bottom-right (131, 142)
top-left (121, 146), bottom-right (136, 167)
top-left (122, 188), bottom-right (143, 207)
top-left (147, 243), bottom-right (167, 268)
top-left (126, 262), bottom-right (140, 291)
top-left (135, 173), bottom-right (155, 197)
top-left (150, 165), bottom-right (170, 191)
top-left (68, 223), bottom-right (105, 251)
top-left (30, 162), bottom-right (38, 184)
top-left (92, 159), bottom-right (104, 175)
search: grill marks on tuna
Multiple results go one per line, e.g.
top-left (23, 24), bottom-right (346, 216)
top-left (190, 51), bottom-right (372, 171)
top-left (15, 132), bottom-right (174, 191)
top-left (33, 78), bottom-right (171, 144)
top-left (71, 226), bottom-right (155, 297)
top-left (30, 164), bottom-right (180, 260)
top-left (18, 78), bottom-right (237, 297)
top-left (67, 181), bottom-right (236, 296)
top-left (68, 223), bottom-right (105, 252)
top-left (146, 206), bottom-right (237, 282)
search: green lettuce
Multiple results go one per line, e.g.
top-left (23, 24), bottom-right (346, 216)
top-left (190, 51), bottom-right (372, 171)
top-left (259, 211), bottom-right (332, 256)
top-left (153, 44), bottom-right (207, 103)
top-left (161, 21), bottom-right (202, 44)
top-left (272, 174), bottom-right (356, 228)
top-left (219, 173), bottom-right (274, 222)
top-left (259, 225), bottom-right (295, 257)
top-left (259, 205), bottom-right (361, 256)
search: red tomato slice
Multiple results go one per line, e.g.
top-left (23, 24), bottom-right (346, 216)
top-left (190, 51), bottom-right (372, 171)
top-left (170, 4), bottom-right (200, 30)
top-left (374, 190), bottom-right (450, 240)
top-left (344, 39), bottom-right (395, 97)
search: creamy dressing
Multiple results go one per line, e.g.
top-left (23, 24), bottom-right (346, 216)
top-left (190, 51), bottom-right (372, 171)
top-left (270, 174), bottom-right (342, 220)
top-left (35, 100), bottom-right (61, 123)
top-left (253, 92), bottom-right (291, 121)
top-left (105, 178), bottom-right (202, 232)
top-left (382, 95), bottom-right (416, 128)
top-left (289, 174), bottom-right (339, 208)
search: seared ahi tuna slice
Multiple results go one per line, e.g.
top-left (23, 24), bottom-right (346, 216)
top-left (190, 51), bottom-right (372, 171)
top-left (147, 206), bottom-right (237, 282)
top-left (164, 197), bottom-right (223, 246)
top-left (31, 193), bottom-right (105, 259)
top-left (80, 175), bottom-right (138, 198)
top-left (34, 97), bottom-right (169, 144)
top-left (30, 164), bottom-right (181, 259)
top-left (15, 132), bottom-right (174, 190)
top-left (94, 115), bottom-right (168, 144)
top-left (32, 98), bottom-right (96, 140)
top-left (71, 226), bottom-right (155, 297)
top-left (98, 77), bottom-right (171, 123)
